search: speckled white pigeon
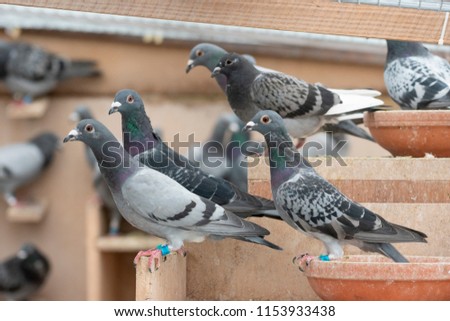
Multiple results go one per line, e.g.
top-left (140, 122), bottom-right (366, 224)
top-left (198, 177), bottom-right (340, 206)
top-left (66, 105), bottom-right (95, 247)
top-left (385, 39), bottom-right (450, 109)
top-left (244, 110), bottom-right (427, 263)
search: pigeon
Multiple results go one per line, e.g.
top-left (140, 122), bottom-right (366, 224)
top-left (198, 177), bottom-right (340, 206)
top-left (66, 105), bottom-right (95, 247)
top-left (0, 243), bottom-right (50, 300)
top-left (385, 39), bottom-right (450, 110)
top-left (0, 40), bottom-right (101, 102)
top-left (186, 44), bottom-right (376, 144)
top-left (190, 113), bottom-right (258, 191)
top-left (186, 43), bottom-right (259, 93)
top-left (244, 110), bottom-right (427, 263)
top-left (212, 52), bottom-right (384, 144)
top-left (0, 132), bottom-right (59, 207)
top-left (109, 89), bottom-right (281, 220)
top-left (70, 106), bottom-right (122, 235)
top-left (63, 119), bottom-right (282, 267)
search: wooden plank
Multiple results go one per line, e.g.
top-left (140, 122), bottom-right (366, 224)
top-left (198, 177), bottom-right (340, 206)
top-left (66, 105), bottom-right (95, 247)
top-left (249, 157), bottom-right (450, 181)
top-left (250, 179), bottom-right (450, 203)
top-left (97, 234), bottom-right (164, 252)
top-left (3, 0), bottom-right (449, 44)
top-left (136, 253), bottom-right (187, 301)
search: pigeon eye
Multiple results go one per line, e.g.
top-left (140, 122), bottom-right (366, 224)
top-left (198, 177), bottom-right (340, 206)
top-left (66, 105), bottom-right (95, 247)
top-left (196, 50), bottom-right (204, 57)
top-left (85, 124), bottom-right (94, 133)
top-left (126, 95), bottom-right (134, 103)
top-left (225, 59), bottom-right (233, 65)
top-left (261, 115), bottom-right (271, 124)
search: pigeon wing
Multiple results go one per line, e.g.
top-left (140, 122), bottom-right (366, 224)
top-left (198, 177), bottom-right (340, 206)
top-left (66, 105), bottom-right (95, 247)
top-left (251, 72), bottom-right (339, 118)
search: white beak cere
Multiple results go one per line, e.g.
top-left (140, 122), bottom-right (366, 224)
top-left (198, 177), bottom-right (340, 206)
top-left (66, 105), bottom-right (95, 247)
top-left (111, 101), bottom-right (122, 108)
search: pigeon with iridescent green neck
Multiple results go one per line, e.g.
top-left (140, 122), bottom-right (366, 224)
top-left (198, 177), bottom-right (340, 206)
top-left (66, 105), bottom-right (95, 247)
top-left (244, 110), bottom-right (427, 263)
top-left (63, 119), bottom-right (282, 267)
top-left (109, 89), bottom-right (281, 220)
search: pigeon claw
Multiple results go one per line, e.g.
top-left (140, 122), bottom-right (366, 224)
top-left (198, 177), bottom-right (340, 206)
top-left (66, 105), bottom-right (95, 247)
top-left (175, 247), bottom-right (187, 257)
top-left (133, 248), bottom-right (163, 273)
top-left (293, 253), bottom-right (316, 272)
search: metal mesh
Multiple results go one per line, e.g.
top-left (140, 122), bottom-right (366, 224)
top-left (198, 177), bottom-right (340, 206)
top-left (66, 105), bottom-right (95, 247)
top-left (338, 0), bottom-right (450, 12)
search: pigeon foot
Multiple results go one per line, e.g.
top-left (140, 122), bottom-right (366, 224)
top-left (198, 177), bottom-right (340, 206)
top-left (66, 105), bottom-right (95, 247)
top-left (293, 253), bottom-right (316, 272)
top-left (133, 248), bottom-right (163, 272)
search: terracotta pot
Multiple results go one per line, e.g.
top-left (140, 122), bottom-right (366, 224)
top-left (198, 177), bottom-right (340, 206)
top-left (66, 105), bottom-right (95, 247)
top-left (304, 255), bottom-right (450, 301)
top-left (364, 110), bottom-right (450, 157)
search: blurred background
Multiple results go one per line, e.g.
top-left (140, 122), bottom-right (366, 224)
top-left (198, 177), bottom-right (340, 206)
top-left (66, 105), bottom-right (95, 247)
top-left (0, 3), bottom-right (448, 300)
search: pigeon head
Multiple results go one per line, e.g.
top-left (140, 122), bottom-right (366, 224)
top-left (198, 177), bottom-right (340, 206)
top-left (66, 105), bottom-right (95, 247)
top-left (186, 43), bottom-right (227, 73)
top-left (17, 244), bottom-right (50, 281)
top-left (69, 106), bottom-right (93, 122)
top-left (109, 89), bottom-right (145, 116)
top-left (386, 40), bottom-right (429, 60)
top-left (212, 53), bottom-right (252, 78)
top-left (29, 132), bottom-right (60, 168)
top-left (244, 110), bottom-right (288, 137)
top-left (63, 119), bottom-right (117, 150)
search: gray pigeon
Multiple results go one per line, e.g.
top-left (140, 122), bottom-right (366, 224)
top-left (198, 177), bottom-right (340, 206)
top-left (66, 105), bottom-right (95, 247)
top-left (0, 132), bottom-right (59, 206)
top-left (0, 243), bottom-right (50, 300)
top-left (109, 89), bottom-right (281, 220)
top-left (385, 40), bottom-right (450, 109)
top-left (190, 113), bottom-right (257, 191)
top-left (212, 52), bottom-right (384, 144)
top-left (63, 119), bottom-right (281, 266)
top-left (70, 106), bottom-right (122, 235)
top-left (0, 40), bottom-right (100, 102)
top-left (244, 110), bottom-right (427, 263)
top-left (187, 43), bottom-right (376, 144)
top-left (186, 43), bottom-right (257, 93)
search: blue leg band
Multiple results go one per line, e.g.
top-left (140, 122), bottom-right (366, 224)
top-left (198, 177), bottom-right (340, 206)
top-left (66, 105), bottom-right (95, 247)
top-left (156, 244), bottom-right (171, 256)
top-left (319, 254), bottom-right (330, 261)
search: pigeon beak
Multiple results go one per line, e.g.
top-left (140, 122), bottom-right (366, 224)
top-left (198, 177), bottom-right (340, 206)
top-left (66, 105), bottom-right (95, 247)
top-left (185, 59), bottom-right (194, 73)
top-left (243, 121), bottom-right (256, 132)
top-left (211, 66), bottom-right (221, 78)
top-left (109, 101), bottom-right (121, 115)
top-left (63, 129), bottom-right (81, 143)
top-left (68, 112), bottom-right (80, 122)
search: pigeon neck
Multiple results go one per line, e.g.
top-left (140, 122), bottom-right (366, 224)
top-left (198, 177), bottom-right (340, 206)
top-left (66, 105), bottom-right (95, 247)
top-left (122, 112), bottom-right (159, 157)
top-left (90, 139), bottom-right (139, 192)
top-left (386, 40), bottom-right (429, 62)
top-left (226, 131), bottom-right (249, 161)
top-left (214, 75), bottom-right (228, 93)
top-left (227, 64), bottom-right (260, 92)
top-left (264, 132), bottom-right (311, 188)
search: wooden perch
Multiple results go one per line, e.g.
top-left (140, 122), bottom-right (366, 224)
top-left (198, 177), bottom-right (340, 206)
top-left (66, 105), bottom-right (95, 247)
top-left (6, 200), bottom-right (48, 223)
top-left (136, 253), bottom-right (187, 301)
top-left (6, 98), bottom-right (49, 119)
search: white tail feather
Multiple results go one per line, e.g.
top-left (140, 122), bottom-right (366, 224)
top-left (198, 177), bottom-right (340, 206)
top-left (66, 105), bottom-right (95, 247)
top-left (336, 113), bottom-right (364, 121)
top-left (325, 94), bottom-right (384, 116)
top-left (329, 88), bottom-right (382, 97)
